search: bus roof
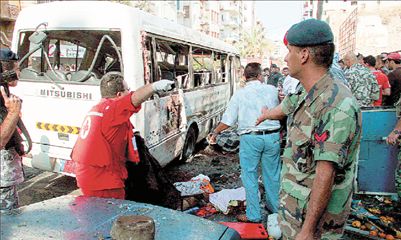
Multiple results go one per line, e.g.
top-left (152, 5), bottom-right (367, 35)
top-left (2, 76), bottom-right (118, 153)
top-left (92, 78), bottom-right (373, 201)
top-left (12, 1), bottom-right (238, 54)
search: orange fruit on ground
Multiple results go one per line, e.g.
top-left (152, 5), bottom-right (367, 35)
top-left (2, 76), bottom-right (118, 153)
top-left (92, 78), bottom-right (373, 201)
top-left (370, 230), bottom-right (378, 236)
top-left (379, 232), bottom-right (386, 238)
top-left (352, 220), bottom-right (361, 228)
top-left (385, 234), bottom-right (394, 240)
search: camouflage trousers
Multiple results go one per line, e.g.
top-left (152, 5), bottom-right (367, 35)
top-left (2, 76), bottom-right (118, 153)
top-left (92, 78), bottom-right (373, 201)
top-left (396, 152), bottom-right (401, 199)
top-left (0, 185), bottom-right (19, 212)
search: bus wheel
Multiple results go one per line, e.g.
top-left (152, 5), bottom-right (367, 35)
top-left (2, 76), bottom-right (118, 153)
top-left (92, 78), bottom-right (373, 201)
top-left (181, 127), bottom-right (196, 162)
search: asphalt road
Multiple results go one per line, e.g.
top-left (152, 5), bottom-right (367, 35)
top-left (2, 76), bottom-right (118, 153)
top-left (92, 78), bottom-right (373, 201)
top-left (18, 166), bottom-right (79, 207)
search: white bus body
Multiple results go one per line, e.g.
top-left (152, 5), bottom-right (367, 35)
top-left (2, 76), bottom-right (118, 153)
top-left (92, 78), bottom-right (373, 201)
top-left (11, 1), bottom-right (241, 175)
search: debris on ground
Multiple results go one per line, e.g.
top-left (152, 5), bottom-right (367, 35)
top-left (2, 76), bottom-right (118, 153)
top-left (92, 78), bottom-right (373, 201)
top-left (174, 174), bottom-right (214, 196)
top-left (195, 203), bottom-right (218, 218)
top-left (346, 195), bottom-right (401, 239)
top-left (209, 187), bottom-right (246, 214)
top-left (213, 129), bottom-right (240, 153)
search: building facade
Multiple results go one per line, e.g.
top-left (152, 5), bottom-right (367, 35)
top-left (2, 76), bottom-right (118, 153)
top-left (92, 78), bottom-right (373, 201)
top-left (2, 0), bottom-right (259, 56)
top-left (303, 0), bottom-right (401, 57)
top-left (0, 0), bottom-right (21, 45)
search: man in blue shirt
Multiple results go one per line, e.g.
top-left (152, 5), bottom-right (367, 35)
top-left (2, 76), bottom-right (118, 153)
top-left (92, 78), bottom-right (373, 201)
top-left (209, 62), bottom-right (281, 223)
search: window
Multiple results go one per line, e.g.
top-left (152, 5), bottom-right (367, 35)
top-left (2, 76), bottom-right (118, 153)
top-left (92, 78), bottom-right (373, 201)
top-left (192, 47), bottom-right (213, 87)
top-left (151, 38), bottom-right (189, 88)
top-left (183, 6), bottom-right (190, 18)
top-left (18, 30), bottom-right (121, 84)
top-left (213, 52), bottom-right (228, 83)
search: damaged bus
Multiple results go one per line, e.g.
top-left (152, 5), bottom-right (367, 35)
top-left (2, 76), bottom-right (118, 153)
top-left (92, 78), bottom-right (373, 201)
top-left (11, 1), bottom-right (241, 175)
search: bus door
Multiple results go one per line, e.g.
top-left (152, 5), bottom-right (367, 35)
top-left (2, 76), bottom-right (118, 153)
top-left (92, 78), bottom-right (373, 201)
top-left (14, 28), bottom-right (122, 174)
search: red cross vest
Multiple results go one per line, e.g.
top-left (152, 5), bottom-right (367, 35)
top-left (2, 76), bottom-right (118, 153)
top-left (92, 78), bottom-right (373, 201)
top-left (71, 100), bottom-right (140, 168)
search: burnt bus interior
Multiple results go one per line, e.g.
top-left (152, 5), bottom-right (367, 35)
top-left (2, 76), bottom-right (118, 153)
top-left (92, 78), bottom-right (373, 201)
top-left (17, 30), bottom-right (122, 85)
top-left (144, 35), bottom-right (238, 91)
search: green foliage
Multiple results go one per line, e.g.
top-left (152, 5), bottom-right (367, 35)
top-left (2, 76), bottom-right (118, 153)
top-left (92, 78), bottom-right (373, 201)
top-left (235, 23), bottom-right (273, 60)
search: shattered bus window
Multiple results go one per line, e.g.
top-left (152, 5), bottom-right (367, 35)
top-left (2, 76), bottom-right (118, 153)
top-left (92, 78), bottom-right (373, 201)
top-left (17, 30), bottom-right (122, 84)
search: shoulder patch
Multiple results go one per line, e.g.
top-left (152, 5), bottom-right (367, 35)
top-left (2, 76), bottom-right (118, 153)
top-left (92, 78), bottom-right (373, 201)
top-left (314, 130), bottom-right (330, 143)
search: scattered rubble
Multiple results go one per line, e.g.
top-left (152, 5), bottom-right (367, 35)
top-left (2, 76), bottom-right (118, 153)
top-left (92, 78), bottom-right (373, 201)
top-left (346, 195), bottom-right (401, 239)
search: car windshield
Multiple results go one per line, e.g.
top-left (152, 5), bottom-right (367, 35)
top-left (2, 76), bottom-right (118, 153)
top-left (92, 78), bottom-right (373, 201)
top-left (17, 30), bottom-right (121, 84)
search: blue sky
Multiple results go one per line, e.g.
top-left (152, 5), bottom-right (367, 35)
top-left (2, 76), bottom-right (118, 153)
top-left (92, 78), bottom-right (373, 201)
top-left (254, 1), bottom-right (304, 41)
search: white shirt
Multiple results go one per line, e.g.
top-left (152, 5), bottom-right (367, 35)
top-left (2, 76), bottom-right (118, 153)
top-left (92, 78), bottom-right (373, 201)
top-left (282, 75), bottom-right (300, 96)
top-left (221, 80), bottom-right (280, 135)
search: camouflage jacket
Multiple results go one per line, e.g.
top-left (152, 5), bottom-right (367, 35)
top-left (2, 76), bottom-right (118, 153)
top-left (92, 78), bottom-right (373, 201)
top-left (396, 97), bottom-right (401, 119)
top-left (279, 73), bottom-right (361, 239)
top-left (0, 107), bottom-right (24, 187)
top-left (345, 63), bottom-right (380, 107)
top-left (267, 72), bottom-right (284, 87)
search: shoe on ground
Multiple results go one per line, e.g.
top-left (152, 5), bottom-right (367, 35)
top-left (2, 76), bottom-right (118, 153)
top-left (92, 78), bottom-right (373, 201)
top-left (267, 213), bottom-right (282, 239)
top-left (236, 214), bottom-right (261, 223)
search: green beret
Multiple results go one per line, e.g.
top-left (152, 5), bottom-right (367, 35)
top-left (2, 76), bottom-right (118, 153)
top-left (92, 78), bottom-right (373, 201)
top-left (286, 19), bottom-right (333, 46)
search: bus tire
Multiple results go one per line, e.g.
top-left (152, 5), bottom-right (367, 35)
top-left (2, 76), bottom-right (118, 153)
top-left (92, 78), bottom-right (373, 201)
top-left (180, 127), bottom-right (197, 162)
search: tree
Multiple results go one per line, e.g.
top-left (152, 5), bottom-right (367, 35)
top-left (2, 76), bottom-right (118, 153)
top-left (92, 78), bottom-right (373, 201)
top-left (130, 1), bottom-right (153, 12)
top-left (235, 22), bottom-right (273, 60)
top-left (110, 0), bottom-right (132, 6)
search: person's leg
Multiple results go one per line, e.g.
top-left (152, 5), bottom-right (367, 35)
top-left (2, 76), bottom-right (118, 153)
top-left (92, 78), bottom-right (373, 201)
top-left (81, 188), bottom-right (125, 199)
top-left (396, 153), bottom-right (401, 199)
top-left (0, 185), bottom-right (19, 212)
top-left (239, 134), bottom-right (263, 222)
top-left (261, 132), bottom-right (281, 213)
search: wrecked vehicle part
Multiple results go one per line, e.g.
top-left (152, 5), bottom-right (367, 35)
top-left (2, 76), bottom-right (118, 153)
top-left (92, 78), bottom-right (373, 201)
top-left (346, 196), bottom-right (401, 239)
top-left (0, 196), bottom-right (241, 240)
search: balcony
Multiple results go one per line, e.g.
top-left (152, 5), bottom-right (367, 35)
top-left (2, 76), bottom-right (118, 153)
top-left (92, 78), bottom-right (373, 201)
top-left (220, 2), bottom-right (239, 15)
top-left (222, 19), bottom-right (239, 28)
top-left (0, 2), bottom-right (20, 22)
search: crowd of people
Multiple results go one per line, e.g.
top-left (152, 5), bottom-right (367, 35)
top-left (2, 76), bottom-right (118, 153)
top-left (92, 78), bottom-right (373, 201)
top-left (211, 19), bottom-right (400, 240)
top-left (1, 17), bottom-right (400, 240)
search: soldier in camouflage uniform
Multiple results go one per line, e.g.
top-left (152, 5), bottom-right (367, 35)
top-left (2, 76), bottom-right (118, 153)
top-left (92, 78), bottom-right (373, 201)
top-left (257, 19), bottom-right (361, 240)
top-left (386, 97), bottom-right (401, 199)
top-left (267, 64), bottom-right (284, 87)
top-left (0, 48), bottom-right (24, 212)
top-left (343, 52), bottom-right (380, 107)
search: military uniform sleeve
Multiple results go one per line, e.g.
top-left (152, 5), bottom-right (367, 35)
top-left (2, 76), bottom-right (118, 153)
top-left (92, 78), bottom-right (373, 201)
top-left (369, 75), bottom-right (380, 101)
top-left (282, 89), bottom-right (304, 115)
top-left (344, 71), bottom-right (357, 93)
top-left (313, 106), bottom-right (357, 169)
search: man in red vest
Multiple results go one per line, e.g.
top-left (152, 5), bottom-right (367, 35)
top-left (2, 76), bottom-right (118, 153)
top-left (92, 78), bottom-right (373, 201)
top-left (71, 72), bottom-right (174, 199)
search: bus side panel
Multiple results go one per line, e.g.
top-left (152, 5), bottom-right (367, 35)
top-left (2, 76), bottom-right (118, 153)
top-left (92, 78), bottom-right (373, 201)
top-left (183, 84), bottom-right (230, 140)
top-left (142, 92), bottom-right (186, 167)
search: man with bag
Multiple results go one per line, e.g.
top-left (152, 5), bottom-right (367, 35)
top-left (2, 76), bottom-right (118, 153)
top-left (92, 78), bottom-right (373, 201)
top-left (71, 72), bottom-right (174, 199)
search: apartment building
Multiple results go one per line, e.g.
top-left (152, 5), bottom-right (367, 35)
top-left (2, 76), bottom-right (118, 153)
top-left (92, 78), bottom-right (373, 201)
top-left (178, 0), bottom-right (255, 44)
top-left (2, 0), bottom-right (257, 49)
top-left (0, 0), bottom-right (22, 44)
top-left (303, 0), bottom-right (401, 57)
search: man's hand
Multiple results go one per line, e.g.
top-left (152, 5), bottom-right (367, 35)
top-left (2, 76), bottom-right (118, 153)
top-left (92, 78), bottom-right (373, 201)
top-left (152, 80), bottom-right (175, 92)
top-left (295, 230), bottom-right (315, 240)
top-left (255, 107), bottom-right (270, 126)
top-left (207, 133), bottom-right (217, 145)
top-left (0, 86), bottom-right (21, 115)
top-left (386, 130), bottom-right (400, 145)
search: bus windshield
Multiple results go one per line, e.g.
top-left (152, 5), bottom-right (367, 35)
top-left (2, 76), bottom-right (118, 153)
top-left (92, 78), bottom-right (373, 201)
top-left (17, 30), bottom-right (122, 84)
